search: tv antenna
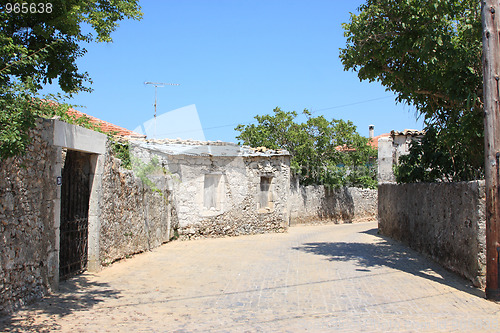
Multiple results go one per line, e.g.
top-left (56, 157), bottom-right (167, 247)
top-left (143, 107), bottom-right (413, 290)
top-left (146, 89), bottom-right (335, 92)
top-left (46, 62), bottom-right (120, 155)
top-left (144, 81), bottom-right (180, 138)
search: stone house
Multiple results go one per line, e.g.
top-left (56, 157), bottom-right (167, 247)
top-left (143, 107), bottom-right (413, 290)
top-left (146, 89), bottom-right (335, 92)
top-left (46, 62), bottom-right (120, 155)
top-left (130, 139), bottom-right (291, 239)
top-left (377, 129), bottom-right (425, 183)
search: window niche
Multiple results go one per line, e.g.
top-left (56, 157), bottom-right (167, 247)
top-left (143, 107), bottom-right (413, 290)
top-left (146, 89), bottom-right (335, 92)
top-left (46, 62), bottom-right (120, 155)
top-left (258, 176), bottom-right (274, 211)
top-left (203, 174), bottom-right (223, 210)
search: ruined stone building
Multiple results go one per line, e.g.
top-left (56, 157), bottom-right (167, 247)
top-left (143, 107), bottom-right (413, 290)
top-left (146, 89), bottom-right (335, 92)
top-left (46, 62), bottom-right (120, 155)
top-left (130, 139), bottom-right (291, 239)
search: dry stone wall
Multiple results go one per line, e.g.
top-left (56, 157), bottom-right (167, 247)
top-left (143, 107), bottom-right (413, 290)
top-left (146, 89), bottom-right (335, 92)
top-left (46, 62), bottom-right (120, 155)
top-left (0, 119), bottom-right (58, 315)
top-left (289, 180), bottom-right (377, 225)
top-left (378, 181), bottom-right (486, 288)
top-left (0, 123), bottom-right (180, 315)
top-left (98, 147), bottom-right (176, 266)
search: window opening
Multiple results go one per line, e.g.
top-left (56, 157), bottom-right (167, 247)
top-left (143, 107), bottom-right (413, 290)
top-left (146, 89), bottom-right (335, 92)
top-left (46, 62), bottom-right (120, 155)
top-left (259, 176), bottom-right (272, 209)
top-left (204, 174), bottom-right (221, 209)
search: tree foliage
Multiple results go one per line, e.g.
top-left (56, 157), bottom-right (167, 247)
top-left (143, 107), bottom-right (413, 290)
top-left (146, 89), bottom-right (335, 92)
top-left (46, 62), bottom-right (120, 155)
top-left (340, 0), bottom-right (484, 182)
top-left (394, 125), bottom-right (483, 183)
top-left (0, 81), bottom-right (38, 159)
top-left (235, 108), bottom-right (377, 189)
top-left (0, 0), bottom-right (142, 160)
top-left (1, 0), bottom-right (142, 93)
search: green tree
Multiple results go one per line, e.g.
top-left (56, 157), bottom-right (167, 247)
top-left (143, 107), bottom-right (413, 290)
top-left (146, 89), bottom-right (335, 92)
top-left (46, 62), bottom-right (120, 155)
top-left (0, 0), bottom-right (142, 160)
top-left (1, 0), bottom-right (142, 93)
top-left (235, 107), bottom-right (377, 189)
top-left (394, 126), bottom-right (483, 183)
top-left (340, 0), bottom-right (484, 182)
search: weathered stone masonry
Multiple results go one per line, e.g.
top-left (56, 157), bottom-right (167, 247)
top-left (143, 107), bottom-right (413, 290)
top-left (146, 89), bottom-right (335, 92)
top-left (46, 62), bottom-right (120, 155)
top-left (98, 146), bottom-right (176, 265)
top-left (0, 119), bottom-right (171, 315)
top-left (130, 140), bottom-right (291, 239)
top-left (289, 179), bottom-right (377, 225)
top-left (0, 119), bottom-right (58, 315)
top-left (378, 181), bottom-right (486, 288)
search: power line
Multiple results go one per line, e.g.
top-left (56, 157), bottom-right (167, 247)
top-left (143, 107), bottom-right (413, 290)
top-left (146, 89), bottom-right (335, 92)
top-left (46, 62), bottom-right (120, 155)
top-left (156, 120), bottom-right (259, 136)
top-left (154, 95), bottom-right (395, 137)
top-left (310, 96), bottom-right (393, 114)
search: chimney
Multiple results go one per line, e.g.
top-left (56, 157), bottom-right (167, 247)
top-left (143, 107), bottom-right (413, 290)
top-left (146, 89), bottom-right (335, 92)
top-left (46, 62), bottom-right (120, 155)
top-left (369, 125), bottom-right (374, 139)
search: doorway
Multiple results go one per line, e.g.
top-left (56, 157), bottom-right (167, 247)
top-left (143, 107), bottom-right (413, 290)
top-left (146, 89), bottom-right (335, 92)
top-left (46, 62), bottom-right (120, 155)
top-left (59, 150), bottom-right (91, 280)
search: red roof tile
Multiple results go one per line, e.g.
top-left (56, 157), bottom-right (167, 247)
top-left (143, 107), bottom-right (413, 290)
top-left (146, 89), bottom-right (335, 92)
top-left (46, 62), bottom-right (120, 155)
top-left (65, 108), bottom-right (145, 138)
top-left (368, 133), bottom-right (391, 149)
top-left (334, 133), bottom-right (391, 152)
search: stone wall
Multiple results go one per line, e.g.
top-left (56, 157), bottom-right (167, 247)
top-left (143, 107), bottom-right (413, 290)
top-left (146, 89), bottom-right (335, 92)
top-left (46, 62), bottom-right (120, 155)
top-left (0, 119), bottom-right (58, 315)
top-left (0, 122), bottom-right (178, 315)
top-left (98, 147), bottom-right (176, 266)
top-left (378, 181), bottom-right (486, 288)
top-left (289, 180), bottom-right (377, 225)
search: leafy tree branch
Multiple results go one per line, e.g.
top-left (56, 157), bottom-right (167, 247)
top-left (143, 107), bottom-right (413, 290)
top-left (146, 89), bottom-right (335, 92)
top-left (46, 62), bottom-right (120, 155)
top-left (340, 0), bottom-right (483, 182)
top-left (0, 0), bottom-right (142, 161)
top-left (235, 107), bottom-right (377, 189)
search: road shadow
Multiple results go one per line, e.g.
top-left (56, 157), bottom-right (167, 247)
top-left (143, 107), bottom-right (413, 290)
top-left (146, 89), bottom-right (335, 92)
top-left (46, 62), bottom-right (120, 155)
top-left (293, 227), bottom-right (485, 299)
top-left (0, 273), bottom-right (121, 332)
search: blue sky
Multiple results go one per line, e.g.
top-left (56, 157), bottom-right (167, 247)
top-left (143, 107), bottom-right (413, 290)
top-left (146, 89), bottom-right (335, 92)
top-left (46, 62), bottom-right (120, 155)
top-left (44, 0), bottom-right (423, 143)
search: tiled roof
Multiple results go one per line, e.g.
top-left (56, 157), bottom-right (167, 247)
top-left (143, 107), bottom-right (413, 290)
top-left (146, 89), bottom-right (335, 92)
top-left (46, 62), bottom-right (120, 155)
top-left (334, 133), bottom-right (391, 152)
top-left (391, 129), bottom-right (426, 137)
top-left (369, 133), bottom-right (391, 149)
top-left (66, 108), bottom-right (146, 138)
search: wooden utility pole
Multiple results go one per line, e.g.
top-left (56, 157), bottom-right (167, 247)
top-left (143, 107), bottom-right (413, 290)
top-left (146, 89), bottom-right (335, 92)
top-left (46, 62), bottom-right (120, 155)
top-left (482, 0), bottom-right (500, 300)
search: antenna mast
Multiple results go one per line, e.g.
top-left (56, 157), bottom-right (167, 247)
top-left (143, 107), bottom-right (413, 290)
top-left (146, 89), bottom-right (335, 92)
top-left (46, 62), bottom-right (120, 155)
top-left (144, 81), bottom-right (180, 138)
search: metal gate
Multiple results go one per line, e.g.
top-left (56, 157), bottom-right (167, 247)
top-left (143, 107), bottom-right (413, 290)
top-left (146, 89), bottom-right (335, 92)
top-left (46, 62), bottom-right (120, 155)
top-left (59, 150), bottom-right (91, 280)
